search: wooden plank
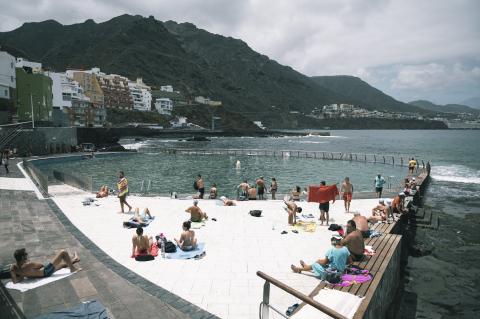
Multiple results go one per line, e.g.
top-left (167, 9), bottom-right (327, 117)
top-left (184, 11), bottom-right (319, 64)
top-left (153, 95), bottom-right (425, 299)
top-left (353, 235), bottom-right (402, 319)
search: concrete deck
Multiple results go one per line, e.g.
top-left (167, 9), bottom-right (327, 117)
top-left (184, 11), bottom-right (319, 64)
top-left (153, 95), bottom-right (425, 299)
top-left (49, 184), bottom-right (384, 319)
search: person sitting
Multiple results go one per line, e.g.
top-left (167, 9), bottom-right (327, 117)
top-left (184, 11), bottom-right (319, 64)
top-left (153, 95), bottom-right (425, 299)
top-left (220, 196), bottom-right (236, 206)
top-left (353, 213), bottom-right (370, 238)
top-left (237, 180), bottom-right (249, 200)
top-left (368, 199), bottom-right (388, 223)
top-left (392, 192), bottom-right (406, 216)
top-left (175, 221), bottom-right (198, 251)
top-left (7, 248), bottom-right (81, 283)
top-left (96, 185), bottom-right (109, 198)
top-left (248, 185), bottom-right (257, 200)
top-left (209, 183), bottom-right (218, 199)
top-left (185, 200), bottom-right (208, 222)
top-left (341, 220), bottom-right (365, 261)
top-left (131, 207), bottom-right (153, 224)
top-left (291, 235), bottom-right (351, 279)
top-left (291, 186), bottom-right (301, 201)
top-left (131, 226), bottom-right (153, 258)
top-left (284, 198), bottom-right (302, 225)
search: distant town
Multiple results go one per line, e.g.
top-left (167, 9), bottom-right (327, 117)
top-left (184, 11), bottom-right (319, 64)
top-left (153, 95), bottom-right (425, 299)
top-left (1, 49), bottom-right (479, 130)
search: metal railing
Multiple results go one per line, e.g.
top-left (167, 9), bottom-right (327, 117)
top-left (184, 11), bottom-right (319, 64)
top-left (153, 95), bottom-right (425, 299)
top-left (53, 169), bottom-right (93, 192)
top-left (0, 122), bottom-right (31, 150)
top-left (257, 271), bottom-right (347, 319)
top-left (138, 147), bottom-right (425, 168)
top-left (22, 159), bottom-right (48, 195)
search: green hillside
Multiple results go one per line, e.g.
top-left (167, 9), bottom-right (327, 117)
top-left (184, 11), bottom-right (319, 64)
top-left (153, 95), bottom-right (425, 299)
top-left (409, 100), bottom-right (479, 114)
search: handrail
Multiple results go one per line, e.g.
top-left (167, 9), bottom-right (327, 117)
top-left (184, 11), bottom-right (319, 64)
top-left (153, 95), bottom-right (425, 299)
top-left (256, 271), bottom-right (348, 319)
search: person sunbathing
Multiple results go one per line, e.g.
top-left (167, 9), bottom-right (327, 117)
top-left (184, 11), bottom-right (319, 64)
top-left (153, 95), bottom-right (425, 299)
top-left (96, 185), bottom-right (109, 198)
top-left (221, 196), bottom-right (236, 206)
top-left (284, 198), bottom-right (303, 225)
top-left (186, 200), bottom-right (208, 222)
top-left (7, 248), bottom-right (81, 283)
top-left (368, 199), bottom-right (388, 223)
top-left (291, 235), bottom-right (351, 279)
top-left (131, 226), bottom-right (153, 257)
top-left (352, 213), bottom-right (370, 238)
top-left (131, 207), bottom-right (152, 224)
top-left (341, 220), bottom-right (365, 261)
top-left (174, 221), bottom-right (198, 251)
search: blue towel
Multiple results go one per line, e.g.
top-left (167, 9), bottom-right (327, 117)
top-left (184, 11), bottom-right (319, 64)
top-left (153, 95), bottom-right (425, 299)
top-left (166, 242), bottom-right (206, 259)
top-left (124, 216), bottom-right (155, 228)
top-left (33, 300), bottom-right (107, 319)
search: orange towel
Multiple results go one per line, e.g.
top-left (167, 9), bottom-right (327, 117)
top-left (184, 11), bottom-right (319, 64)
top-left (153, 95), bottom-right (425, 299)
top-left (308, 185), bottom-right (339, 203)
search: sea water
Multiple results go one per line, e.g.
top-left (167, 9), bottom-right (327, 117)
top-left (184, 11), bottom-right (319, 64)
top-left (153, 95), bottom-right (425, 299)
top-left (37, 130), bottom-right (480, 318)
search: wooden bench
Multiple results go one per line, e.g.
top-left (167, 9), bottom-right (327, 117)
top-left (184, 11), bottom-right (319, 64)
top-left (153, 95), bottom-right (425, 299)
top-left (293, 228), bottom-right (402, 317)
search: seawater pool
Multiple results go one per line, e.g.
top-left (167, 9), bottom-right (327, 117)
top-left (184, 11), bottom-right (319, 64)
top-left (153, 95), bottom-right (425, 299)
top-left (34, 152), bottom-right (407, 196)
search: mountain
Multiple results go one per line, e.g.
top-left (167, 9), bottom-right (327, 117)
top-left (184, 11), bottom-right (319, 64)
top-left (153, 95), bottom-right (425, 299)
top-left (311, 75), bottom-right (423, 113)
top-left (460, 97), bottom-right (480, 110)
top-left (409, 100), bottom-right (480, 114)
top-left (0, 14), bottom-right (432, 129)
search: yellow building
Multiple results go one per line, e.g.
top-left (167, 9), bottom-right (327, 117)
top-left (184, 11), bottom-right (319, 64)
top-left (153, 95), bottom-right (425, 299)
top-left (70, 71), bottom-right (104, 107)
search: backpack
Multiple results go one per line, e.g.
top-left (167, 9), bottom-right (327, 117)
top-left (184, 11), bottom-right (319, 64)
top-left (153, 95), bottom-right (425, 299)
top-left (164, 241), bottom-right (177, 253)
top-left (249, 210), bottom-right (262, 217)
top-left (328, 224), bottom-right (342, 231)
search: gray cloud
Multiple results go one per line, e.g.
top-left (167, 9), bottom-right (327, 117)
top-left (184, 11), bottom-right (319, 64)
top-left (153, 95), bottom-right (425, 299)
top-left (1, 0), bottom-right (479, 104)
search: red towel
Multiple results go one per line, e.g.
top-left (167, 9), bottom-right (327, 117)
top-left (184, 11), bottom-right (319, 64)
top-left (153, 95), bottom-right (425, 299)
top-left (308, 185), bottom-right (339, 203)
top-left (134, 243), bottom-right (159, 257)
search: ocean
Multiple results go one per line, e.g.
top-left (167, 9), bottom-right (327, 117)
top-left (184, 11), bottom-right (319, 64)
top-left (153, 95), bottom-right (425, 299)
top-left (36, 129), bottom-right (480, 318)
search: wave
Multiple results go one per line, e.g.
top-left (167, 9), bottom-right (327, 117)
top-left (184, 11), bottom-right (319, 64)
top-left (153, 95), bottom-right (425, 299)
top-left (432, 165), bottom-right (480, 184)
top-left (297, 141), bottom-right (327, 144)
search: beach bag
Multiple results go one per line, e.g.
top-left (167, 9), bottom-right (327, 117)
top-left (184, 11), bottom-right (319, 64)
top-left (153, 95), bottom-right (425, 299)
top-left (249, 210), bottom-right (262, 217)
top-left (328, 224), bottom-right (342, 231)
top-left (324, 267), bottom-right (342, 284)
top-left (164, 241), bottom-right (177, 253)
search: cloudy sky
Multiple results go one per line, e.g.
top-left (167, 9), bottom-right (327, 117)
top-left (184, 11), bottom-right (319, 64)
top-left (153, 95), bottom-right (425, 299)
top-left (1, 0), bottom-right (479, 105)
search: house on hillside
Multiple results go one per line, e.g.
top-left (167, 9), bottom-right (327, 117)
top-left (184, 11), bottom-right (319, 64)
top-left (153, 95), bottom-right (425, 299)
top-left (170, 116), bottom-right (187, 128)
top-left (155, 98), bottom-right (173, 115)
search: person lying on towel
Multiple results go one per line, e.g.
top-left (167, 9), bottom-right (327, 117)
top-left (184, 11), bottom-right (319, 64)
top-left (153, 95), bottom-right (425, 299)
top-left (96, 185), bottom-right (109, 198)
top-left (290, 235), bottom-right (352, 279)
top-left (221, 196), bottom-right (236, 206)
top-left (2, 248), bottom-right (81, 283)
top-left (132, 207), bottom-right (153, 224)
top-left (174, 220), bottom-right (198, 251)
top-left (131, 226), bottom-right (154, 258)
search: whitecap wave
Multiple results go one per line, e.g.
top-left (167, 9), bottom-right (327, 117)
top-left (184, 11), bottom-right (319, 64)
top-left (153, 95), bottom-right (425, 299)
top-left (297, 141), bottom-right (326, 144)
top-left (432, 165), bottom-right (480, 184)
top-left (121, 142), bottom-right (145, 150)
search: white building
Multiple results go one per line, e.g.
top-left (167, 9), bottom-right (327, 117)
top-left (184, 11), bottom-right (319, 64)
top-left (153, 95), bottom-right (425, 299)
top-left (195, 96), bottom-right (210, 105)
top-left (155, 98), bottom-right (173, 115)
top-left (128, 78), bottom-right (152, 111)
top-left (160, 85), bottom-right (174, 92)
top-left (0, 50), bottom-right (16, 99)
top-left (170, 116), bottom-right (187, 128)
top-left (15, 57), bottom-right (42, 73)
top-left (46, 72), bottom-right (90, 110)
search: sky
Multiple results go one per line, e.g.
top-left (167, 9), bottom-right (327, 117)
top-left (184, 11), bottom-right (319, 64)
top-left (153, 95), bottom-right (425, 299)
top-left (1, 0), bottom-right (479, 105)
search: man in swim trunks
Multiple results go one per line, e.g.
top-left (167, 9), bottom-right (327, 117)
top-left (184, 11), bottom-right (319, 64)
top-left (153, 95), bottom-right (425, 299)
top-left (7, 248), bottom-right (81, 283)
top-left (256, 176), bottom-right (266, 200)
top-left (392, 192), bottom-right (406, 216)
top-left (368, 199), bottom-right (388, 223)
top-left (352, 213), bottom-right (370, 238)
top-left (318, 181), bottom-right (334, 226)
top-left (341, 177), bottom-right (354, 213)
top-left (195, 175), bottom-right (205, 199)
top-left (284, 198), bottom-right (302, 225)
top-left (248, 184), bottom-right (257, 200)
top-left (341, 220), bottom-right (365, 261)
top-left (131, 226), bottom-right (153, 257)
top-left (374, 174), bottom-right (386, 198)
top-left (237, 179), bottom-right (249, 200)
top-left (185, 200), bottom-right (208, 222)
top-left (408, 158), bottom-right (417, 175)
top-left (270, 178), bottom-right (278, 200)
top-left (117, 171), bottom-right (132, 213)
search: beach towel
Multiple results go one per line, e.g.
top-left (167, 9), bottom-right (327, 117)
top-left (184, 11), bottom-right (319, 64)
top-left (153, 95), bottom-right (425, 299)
top-left (166, 243), bottom-right (206, 259)
top-left (364, 245), bottom-right (376, 256)
top-left (5, 268), bottom-right (75, 292)
top-left (133, 243), bottom-right (159, 261)
top-left (308, 185), bottom-right (339, 203)
top-left (123, 216), bottom-right (155, 228)
top-left (335, 272), bottom-right (373, 287)
top-left (32, 300), bottom-right (108, 319)
top-left (190, 221), bottom-right (206, 229)
top-left (292, 221), bottom-right (317, 233)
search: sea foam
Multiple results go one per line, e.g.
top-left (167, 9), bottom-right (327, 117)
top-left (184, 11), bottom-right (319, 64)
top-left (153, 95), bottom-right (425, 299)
top-left (432, 165), bottom-right (480, 184)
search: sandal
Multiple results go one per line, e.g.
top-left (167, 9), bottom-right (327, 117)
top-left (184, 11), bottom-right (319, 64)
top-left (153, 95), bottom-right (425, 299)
top-left (292, 230), bottom-right (299, 234)
top-left (290, 265), bottom-right (301, 273)
top-left (286, 303), bottom-right (300, 316)
top-left (281, 230), bottom-right (288, 234)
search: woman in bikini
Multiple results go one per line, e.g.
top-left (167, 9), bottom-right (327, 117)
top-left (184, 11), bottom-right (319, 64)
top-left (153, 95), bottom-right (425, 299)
top-left (175, 221), bottom-right (197, 251)
top-left (131, 226), bottom-right (153, 257)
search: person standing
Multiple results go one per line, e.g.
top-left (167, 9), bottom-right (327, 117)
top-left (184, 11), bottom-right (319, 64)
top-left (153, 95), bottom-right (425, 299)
top-left (117, 171), bottom-right (132, 213)
top-left (196, 175), bottom-right (205, 199)
top-left (318, 181), bottom-right (335, 226)
top-left (209, 183), bottom-right (218, 199)
top-left (341, 177), bottom-right (353, 213)
top-left (408, 158), bottom-right (417, 175)
top-left (374, 174), bottom-right (386, 198)
top-left (270, 177), bottom-right (278, 200)
top-left (2, 149), bottom-right (10, 174)
top-left (256, 176), bottom-right (266, 200)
